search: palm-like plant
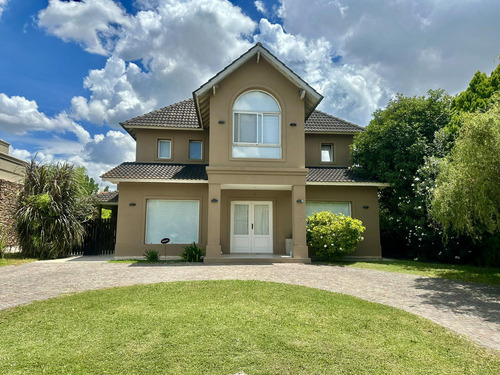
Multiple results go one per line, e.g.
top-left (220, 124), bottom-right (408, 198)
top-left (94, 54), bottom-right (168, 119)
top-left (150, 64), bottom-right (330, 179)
top-left (16, 160), bottom-right (96, 259)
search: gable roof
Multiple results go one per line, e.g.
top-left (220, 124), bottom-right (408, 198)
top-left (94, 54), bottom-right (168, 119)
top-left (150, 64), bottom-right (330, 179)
top-left (305, 110), bottom-right (364, 133)
top-left (120, 99), bottom-right (201, 139)
top-left (193, 43), bottom-right (323, 128)
top-left (121, 98), bottom-right (363, 136)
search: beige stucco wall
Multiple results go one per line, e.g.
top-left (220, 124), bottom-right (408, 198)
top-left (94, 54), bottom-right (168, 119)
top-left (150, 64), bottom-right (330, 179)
top-left (0, 154), bottom-right (26, 183)
top-left (135, 129), bottom-right (209, 164)
top-left (306, 185), bottom-right (381, 258)
top-left (305, 134), bottom-right (354, 167)
top-left (115, 182), bottom-right (208, 257)
top-left (208, 57), bottom-right (306, 169)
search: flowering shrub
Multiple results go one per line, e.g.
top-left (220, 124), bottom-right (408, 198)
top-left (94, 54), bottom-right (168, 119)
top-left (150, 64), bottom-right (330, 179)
top-left (306, 212), bottom-right (365, 260)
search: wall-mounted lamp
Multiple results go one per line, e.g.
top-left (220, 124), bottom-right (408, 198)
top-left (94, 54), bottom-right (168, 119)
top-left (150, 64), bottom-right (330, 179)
top-left (211, 198), bottom-right (219, 203)
top-left (290, 122), bottom-right (297, 127)
top-left (296, 199), bottom-right (304, 203)
top-left (218, 120), bottom-right (225, 124)
top-left (362, 205), bottom-right (369, 209)
top-left (129, 203), bottom-right (136, 207)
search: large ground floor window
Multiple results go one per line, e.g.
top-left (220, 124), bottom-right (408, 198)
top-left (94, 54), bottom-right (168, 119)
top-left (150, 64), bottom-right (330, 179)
top-left (145, 200), bottom-right (200, 244)
top-left (306, 201), bottom-right (351, 218)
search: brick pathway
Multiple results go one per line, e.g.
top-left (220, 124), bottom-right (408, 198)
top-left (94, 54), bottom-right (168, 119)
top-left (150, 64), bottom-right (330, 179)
top-left (1, 258), bottom-right (499, 352)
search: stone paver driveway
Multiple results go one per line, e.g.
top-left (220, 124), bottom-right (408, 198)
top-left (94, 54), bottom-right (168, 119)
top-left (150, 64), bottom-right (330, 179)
top-left (1, 257), bottom-right (499, 352)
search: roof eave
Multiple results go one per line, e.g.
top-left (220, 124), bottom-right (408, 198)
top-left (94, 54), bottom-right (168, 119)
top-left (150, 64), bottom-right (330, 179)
top-left (101, 178), bottom-right (208, 184)
top-left (306, 181), bottom-right (390, 189)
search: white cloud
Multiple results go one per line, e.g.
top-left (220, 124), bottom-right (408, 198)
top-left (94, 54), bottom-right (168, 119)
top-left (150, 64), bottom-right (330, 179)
top-left (0, 0), bottom-right (8, 19)
top-left (0, 93), bottom-right (135, 187)
top-left (278, 0), bottom-right (500, 97)
top-left (0, 93), bottom-right (90, 142)
top-left (56, 0), bottom-right (257, 127)
top-left (9, 147), bottom-right (30, 161)
top-left (254, 1), bottom-right (267, 16)
top-left (256, 19), bottom-right (388, 125)
top-left (37, 0), bottom-right (131, 55)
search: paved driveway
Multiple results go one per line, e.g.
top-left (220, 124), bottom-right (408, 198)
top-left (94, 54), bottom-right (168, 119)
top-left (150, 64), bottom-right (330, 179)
top-left (1, 257), bottom-right (499, 352)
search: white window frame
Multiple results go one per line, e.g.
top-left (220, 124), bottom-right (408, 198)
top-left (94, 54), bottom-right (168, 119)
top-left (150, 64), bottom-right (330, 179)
top-left (232, 90), bottom-right (281, 159)
top-left (321, 143), bottom-right (334, 163)
top-left (189, 140), bottom-right (203, 160)
top-left (157, 139), bottom-right (172, 159)
top-left (306, 201), bottom-right (352, 218)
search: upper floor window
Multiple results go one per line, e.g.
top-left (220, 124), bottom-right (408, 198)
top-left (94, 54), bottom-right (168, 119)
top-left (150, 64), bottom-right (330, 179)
top-left (158, 139), bottom-right (171, 159)
top-left (189, 140), bottom-right (203, 160)
top-left (232, 91), bottom-right (281, 159)
top-left (321, 144), bottom-right (333, 163)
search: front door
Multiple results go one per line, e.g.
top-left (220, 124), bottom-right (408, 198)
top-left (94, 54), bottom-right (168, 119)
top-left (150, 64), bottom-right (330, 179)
top-left (231, 201), bottom-right (273, 253)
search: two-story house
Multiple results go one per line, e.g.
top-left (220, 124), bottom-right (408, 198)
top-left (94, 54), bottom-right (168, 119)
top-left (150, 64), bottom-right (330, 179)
top-left (101, 43), bottom-right (387, 263)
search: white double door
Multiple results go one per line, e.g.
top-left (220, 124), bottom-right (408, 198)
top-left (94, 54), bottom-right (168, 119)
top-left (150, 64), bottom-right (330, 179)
top-left (230, 201), bottom-right (273, 253)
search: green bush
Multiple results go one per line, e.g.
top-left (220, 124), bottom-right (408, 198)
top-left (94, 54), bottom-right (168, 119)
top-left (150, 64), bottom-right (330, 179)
top-left (181, 242), bottom-right (205, 262)
top-left (0, 224), bottom-right (7, 259)
top-left (307, 212), bottom-right (365, 260)
top-left (143, 249), bottom-right (159, 262)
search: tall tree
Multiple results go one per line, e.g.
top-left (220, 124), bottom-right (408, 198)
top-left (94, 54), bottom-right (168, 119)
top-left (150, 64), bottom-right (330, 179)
top-left (351, 90), bottom-right (453, 258)
top-left (430, 101), bottom-right (500, 237)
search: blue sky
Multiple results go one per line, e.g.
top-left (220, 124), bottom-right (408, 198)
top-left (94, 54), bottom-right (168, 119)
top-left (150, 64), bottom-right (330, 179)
top-left (0, 0), bottom-right (499, 188)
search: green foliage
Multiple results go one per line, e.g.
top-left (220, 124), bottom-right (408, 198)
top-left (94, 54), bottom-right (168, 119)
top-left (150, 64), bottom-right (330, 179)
top-left (181, 242), bottom-right (205, 262)
top-left (307, 212), bottom-right (365, 260)
top-left (76, 167), bottom-right (99, 196)
top-left (0, 224), bottom-right (8, 259)
top-left (143, 249), bottom-right (159, 262)
top-left (351, 90), bottom-right (453, 258)
top-left (430, 102), bottom-right (500, 238)
top-left (101, 208), bottom-right (112, 219)
top-left (15, 160), bottom-right (96, 259)
top-left (452, 64), bottom-right (500, 113)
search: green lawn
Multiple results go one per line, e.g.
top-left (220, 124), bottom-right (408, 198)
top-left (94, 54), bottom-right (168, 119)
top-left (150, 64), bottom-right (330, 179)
top-left (0, 253), bottom-right (37, 267)
top-left (0, 281), bottom-right (498, 374)
top-left (318, 260), bottom-right (500, 286)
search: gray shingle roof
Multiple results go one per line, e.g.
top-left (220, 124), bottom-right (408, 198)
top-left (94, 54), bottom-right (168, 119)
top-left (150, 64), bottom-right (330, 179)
top-left (305, 110), bottom-right (364, 133)
top-left (101, 163), bottom-right (208, 181)
top-left (95, 191), bottom-right (119, 204)
top-left (306, 167), bottom-right (379, 183)
top-left (120, 99), bottom-right (200, 129)
top-left (120, 99), bottom-right (363, 134)
top-left (101, 163), bottom-right (380, 184)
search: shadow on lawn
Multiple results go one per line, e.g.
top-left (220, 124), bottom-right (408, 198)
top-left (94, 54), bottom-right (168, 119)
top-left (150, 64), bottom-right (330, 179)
top-left (414, 277), bottom-right (500, 324)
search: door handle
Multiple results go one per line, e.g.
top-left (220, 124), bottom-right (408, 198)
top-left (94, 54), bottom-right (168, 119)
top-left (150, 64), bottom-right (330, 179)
top-left (251, 223), bottom-right (254, 230)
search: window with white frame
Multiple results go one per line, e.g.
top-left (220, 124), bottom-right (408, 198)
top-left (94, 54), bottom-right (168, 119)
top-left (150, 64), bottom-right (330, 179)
top-left (306, 201), bottom-right (351, 218)
top-left (321, 144), bottom-right (333, 163)
top-left (189, 140), bottom-right (202, 160)
top-left (232, 91), bottom-right (281, 159)
top-left (145, 200), bottom-right (200, 244)
top-left (158, 140), bottom-right (171, 159)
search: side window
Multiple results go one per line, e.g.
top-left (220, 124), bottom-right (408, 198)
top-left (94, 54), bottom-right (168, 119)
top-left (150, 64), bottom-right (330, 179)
top-left (158, 140), bottom-right (171, 159)
top-left (321, 144), bottom-right (334, 163)
top-left (306, 201), bottom-right (351, 217)
top-left (189, 141), bottom-right (203, 160)
top-left (232, 91), bottom-right (281, 159)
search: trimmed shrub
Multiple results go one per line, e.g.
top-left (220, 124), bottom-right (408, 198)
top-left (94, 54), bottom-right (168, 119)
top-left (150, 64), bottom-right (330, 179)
top-left (143, 249), bottom-right (159, 262)
top-left (307, 212), bottom-right (365, 260)
top-left (181, 242), bottom-right (205, 262)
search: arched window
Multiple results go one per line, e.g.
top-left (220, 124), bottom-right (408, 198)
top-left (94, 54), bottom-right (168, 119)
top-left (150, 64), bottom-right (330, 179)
top-left (232, 91), bottom-right (281, 159)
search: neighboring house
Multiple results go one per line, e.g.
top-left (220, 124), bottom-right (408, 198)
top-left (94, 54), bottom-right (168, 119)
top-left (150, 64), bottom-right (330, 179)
top-left (102, 43), bottom-right (387, 263)
top-left (0, 139), bottom-right (28, 248)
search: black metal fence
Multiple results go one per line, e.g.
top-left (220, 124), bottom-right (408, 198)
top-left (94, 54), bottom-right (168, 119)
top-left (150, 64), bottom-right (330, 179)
top-left (72, 218), bottom-right (116, 256)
